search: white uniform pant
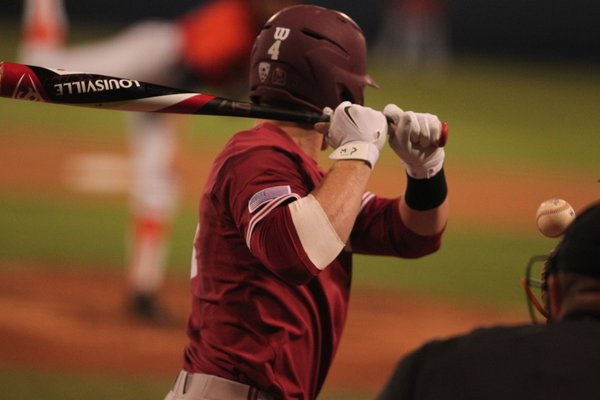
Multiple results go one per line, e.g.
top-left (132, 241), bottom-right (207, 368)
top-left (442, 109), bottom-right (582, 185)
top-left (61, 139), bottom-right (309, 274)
top-left (164, 371), bottom-right (275, 400)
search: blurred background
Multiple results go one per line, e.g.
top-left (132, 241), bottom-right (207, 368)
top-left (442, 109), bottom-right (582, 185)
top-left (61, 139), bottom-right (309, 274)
top-left (1, 1), bottom-right (599, 399)
top-left (4, 0), bottom-right (600, 61)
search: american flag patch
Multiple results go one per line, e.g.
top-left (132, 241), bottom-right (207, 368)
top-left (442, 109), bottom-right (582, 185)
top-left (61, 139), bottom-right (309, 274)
top-left (248, 185), bottom-right (292, 213)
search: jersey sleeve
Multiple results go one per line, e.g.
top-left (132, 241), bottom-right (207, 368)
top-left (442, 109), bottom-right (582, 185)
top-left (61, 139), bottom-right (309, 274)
top-left (350, 194), bottom-right (443, 258)
top-left (214, 147), bottom-right (322, 284)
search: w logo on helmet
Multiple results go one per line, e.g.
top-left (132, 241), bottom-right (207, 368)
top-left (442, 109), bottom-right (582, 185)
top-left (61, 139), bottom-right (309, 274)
top-left (268, 27), bottom-right (291, 60)
top-left (273, 27), bottom-right (290, 41)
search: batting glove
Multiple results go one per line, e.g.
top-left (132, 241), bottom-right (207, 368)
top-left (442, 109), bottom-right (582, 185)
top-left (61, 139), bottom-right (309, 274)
top-left (325, 101), bottom-right (387, 168)
top-left (383, 104), bottom-right (445, 179)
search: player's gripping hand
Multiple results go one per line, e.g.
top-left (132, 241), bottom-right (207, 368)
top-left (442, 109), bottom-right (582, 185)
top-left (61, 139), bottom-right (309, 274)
top-left (324, 101), bottom-right (387, 168)
top-left (383, 104), bottom-right (445, 179)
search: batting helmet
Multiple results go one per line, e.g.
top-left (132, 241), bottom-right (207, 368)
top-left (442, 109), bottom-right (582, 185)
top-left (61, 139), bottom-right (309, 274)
top-left (249, 4), bottom-right (377, 113)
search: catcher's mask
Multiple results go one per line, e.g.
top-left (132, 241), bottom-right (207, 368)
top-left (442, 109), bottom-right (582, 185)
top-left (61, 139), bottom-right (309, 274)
top-left (521, 246), bottom-right (560, 324)
top-left (522, 201), bottom-right (600, 324)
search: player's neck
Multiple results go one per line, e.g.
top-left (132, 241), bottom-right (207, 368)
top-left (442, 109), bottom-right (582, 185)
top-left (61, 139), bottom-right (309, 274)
top-left (261, 120), bottom-right (324, 160)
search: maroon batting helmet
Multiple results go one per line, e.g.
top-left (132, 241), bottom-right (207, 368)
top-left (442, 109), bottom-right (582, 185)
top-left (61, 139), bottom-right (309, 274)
top-left (249, 4), bottom-right (377, 113)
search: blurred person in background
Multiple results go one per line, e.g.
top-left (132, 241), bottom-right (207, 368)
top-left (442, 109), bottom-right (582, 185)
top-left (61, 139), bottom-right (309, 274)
top-left (377, 200), bottom-right (600, 400)
top-left (376, 0), bottom-right (450, 71)
top-left (20, 0), bottom-right (298, 324)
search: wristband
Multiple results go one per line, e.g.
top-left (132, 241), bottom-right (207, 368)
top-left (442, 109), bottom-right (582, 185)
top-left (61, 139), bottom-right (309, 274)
top-left (404, 167), bottom-right (447, 211)
top-left (329, 141), bottom-right (380, 168)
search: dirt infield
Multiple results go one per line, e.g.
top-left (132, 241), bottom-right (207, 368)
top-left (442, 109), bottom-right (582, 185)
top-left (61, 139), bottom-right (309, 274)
top-left (0, 265), bottom-right (525, 395)
top-left (0, 133), bottom-right (597, 396)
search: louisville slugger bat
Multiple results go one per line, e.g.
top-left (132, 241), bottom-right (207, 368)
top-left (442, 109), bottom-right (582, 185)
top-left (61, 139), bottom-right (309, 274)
top-left (0, 61), bottom-right (448, 146)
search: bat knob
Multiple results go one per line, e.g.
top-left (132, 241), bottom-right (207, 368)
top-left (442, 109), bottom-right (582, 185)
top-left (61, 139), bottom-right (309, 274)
top-left (438, 122), bottom-right (449, 147)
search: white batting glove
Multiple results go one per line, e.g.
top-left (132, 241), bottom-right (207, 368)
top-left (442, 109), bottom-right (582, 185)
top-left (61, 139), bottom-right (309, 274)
top-left (325, 101), bottom-right (387, 168)
top-left (383, 104), bottom-right (445, 179)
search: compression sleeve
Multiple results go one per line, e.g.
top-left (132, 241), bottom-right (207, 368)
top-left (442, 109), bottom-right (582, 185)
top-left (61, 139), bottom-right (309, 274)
top-left (288, 194), bottom-right (345, 270)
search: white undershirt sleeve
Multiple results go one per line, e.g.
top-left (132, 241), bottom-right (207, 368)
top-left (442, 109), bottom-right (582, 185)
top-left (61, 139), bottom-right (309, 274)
top-left (288, 194), bottom-right (345, 270)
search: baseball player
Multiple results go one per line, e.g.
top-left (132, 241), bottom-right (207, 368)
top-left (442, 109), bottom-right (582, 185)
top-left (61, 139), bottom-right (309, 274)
top-left (377, 201), bottom-right (600, 400)
top-left (20, 0), bottom-right (297, 323)
top-left (165, 4), bottom-right (449, 399)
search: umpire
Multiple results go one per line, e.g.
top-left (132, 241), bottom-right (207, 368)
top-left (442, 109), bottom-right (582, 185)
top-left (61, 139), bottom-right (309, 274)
top-left (377, 200), bottom-right (600, 400)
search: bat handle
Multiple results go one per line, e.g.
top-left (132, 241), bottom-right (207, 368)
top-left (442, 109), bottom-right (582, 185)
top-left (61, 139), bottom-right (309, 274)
top-left (320, 114), bottom-right (449, 148)
top-left (383, 115), bottom-right (449, 148)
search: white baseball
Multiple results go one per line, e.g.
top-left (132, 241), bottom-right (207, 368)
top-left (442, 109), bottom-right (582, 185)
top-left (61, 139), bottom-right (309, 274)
top-left (535, 198), bottom-right (576, 238)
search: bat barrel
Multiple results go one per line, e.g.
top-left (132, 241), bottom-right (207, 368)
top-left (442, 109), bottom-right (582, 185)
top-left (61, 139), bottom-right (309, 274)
top-left (0, 61), bottom-right (448, 146)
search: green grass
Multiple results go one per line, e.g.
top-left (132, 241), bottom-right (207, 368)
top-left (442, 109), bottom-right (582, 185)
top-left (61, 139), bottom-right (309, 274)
top-left (0, 366), bottom-right (172, 400)
top-left (0, 192), bottom-right (198, 274)
top-left (0, 189), bottom-right (549, 314)
top-left (0, 190), bottom-right (546, 314)
top-left (0, 194), bottom-right (127, 268)
top-left (367, 55), bottom-right (600, 172)
top-left (353, 224), bottom-right (552, 311)
top-left (0, 101), bottom-right (127, 140)
top-left (0, 366), bottom-right (368, 400)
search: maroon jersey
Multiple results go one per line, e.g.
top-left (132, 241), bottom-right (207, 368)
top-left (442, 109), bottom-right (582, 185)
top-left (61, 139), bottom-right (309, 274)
top-left (183, 122), bottom-right (442, 399)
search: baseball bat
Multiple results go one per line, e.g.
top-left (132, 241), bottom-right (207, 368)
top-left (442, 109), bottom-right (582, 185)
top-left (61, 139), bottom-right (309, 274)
top-left (0, 61), bottom-right (448, 146)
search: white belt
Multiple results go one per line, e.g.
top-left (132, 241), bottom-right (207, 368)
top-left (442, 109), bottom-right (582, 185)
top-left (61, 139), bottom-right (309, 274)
top-left (165, 370), bottom-right (275, 400)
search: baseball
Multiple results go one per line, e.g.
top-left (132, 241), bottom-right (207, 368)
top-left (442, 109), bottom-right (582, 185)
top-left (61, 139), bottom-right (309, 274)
top-left (535, 198), bottom-right (576, 238)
